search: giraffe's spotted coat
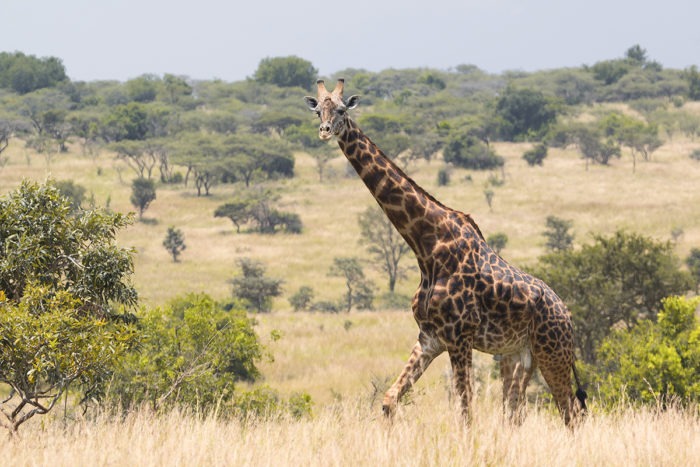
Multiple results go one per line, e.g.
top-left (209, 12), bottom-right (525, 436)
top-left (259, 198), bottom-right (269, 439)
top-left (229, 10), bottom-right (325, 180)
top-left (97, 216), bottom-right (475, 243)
top-left (305, 79), bottom-right (586, 427)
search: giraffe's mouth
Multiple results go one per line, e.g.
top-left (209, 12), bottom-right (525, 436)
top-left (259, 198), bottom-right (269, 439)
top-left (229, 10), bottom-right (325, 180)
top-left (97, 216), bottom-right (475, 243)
top-left (319, 131), bottom-right (333, 141)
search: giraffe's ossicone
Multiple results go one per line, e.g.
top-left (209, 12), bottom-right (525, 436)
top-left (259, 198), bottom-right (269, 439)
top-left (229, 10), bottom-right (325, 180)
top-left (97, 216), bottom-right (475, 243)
top-left (305, 79), bottom-right (587, 427)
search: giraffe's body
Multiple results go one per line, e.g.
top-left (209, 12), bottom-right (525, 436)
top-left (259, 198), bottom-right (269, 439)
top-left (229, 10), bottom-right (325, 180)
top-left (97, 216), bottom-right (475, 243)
top-left (305, 79), bottom-right (586, 426)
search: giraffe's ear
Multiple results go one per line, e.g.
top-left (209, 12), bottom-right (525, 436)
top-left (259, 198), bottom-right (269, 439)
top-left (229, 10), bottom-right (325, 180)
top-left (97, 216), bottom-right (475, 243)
top-left (345, 95), bottom-right (360, 110)
top-left (304, 96), bottom-right (319, 111)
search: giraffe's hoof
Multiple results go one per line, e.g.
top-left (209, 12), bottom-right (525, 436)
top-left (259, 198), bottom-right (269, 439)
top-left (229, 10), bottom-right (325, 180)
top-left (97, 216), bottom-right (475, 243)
top-left (382, 403), bottom-right (396, 418)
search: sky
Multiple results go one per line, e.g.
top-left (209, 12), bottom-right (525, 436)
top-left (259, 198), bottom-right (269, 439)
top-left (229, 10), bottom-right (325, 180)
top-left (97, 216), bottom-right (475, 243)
top-left (3, 0), bottom-right (699, 83)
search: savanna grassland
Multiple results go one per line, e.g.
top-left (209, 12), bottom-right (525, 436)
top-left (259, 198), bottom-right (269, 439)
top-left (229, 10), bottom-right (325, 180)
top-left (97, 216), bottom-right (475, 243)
top-left (1, 101), bottom-right (700, 464)
top-left (2, 312), bottom-right (699, 465)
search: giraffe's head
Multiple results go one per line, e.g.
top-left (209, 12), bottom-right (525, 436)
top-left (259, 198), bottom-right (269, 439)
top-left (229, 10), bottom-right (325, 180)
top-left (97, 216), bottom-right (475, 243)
top-left (304, 79), bottom-right (359, 140)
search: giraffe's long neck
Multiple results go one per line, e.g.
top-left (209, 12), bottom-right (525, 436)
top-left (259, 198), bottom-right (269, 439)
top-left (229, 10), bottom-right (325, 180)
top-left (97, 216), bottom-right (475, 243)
top-left (337, 118), bottom-right (451, 258)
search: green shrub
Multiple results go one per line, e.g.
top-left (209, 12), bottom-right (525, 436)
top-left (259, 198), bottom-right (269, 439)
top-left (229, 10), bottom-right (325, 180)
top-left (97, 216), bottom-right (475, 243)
top-left (289, 286), bottom-right (314, 311)
top-left (595, 296), bottom-right (700, 406)
top-left (109, 293), bottom-right (264, 412)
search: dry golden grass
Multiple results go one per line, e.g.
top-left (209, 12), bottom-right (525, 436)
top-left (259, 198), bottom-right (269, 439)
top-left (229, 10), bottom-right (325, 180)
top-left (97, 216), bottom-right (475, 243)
top-left (3, 383), bottom-right (698, 466)
top-left (2, 308), bottom-right (699, 465)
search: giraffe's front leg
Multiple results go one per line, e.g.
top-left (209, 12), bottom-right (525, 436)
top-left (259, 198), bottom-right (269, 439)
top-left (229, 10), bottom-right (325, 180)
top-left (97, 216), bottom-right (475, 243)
top-left (382, 333), bottom-right (443, 419)
top-left (449, 341), bottom-right (474, 422)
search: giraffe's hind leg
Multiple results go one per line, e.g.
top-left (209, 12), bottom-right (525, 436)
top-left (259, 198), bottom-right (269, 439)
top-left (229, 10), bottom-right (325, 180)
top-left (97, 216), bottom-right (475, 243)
top-left (531, 320), bottom-right (580, 427)
top-left (382, 332), bottom-right (444, 418)
top-left (537, 358), bottom-right (577, 426)
top-left (500, 351), bottom-right (537, 425)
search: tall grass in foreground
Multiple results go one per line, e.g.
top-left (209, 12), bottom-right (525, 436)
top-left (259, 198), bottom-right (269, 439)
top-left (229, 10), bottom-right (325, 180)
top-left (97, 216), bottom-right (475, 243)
top-left (3, 392), bottom-right (698, 466)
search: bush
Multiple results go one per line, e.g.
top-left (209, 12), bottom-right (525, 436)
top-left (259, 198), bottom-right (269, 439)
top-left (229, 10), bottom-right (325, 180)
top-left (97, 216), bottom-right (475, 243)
top-left (232, 386), bottom-right (313, 420)
top-left (162, 226), bottom-right (186, 262)
top-left (437, 167), bottom-right (450, 186)
top-left (130, 177), bottom-right (156, 219)
top-left (0, 180), bottom-right (137, 433)
top-left (311, 300), bottom-right (342, 313)
top-left (443, 132), bottom-right (504, 170)
top-left (109, 293), bottom-right (264, 412)
top-left (486, 232), bottom-right (508, 254)
top-left (522, 143), bottom-right (548, 166)
top-left (289, 286), bottom-right (314, 311)
top-left (595, 296), bottom-right (700, 406)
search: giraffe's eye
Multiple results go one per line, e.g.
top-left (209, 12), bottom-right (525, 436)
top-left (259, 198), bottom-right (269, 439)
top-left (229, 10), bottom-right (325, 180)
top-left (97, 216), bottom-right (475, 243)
top-left (337, 108), bottom-right (345, 115)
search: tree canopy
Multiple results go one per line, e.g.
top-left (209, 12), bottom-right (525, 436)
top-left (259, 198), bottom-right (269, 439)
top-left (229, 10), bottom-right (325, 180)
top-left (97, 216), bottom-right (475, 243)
top-left (0, 180), bottom-right (138, 434)
top-left (0, 52), bottom-right (67, 94)
top-left (533, 230), bottom-right (694, 363)
top-left (254, 56), bottom-right (317, 89)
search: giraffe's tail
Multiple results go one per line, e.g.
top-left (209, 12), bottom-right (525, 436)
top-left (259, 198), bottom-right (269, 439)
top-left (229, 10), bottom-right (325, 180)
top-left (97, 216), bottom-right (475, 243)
top-left (572, 362), bottom-right (588, 412)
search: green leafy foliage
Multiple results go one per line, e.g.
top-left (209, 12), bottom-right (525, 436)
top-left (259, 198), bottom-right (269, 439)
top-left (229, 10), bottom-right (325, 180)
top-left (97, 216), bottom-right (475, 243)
top-left (289, 286), bottom-right (314, 312)
top-left (486, 232), bottom-right (508, 254)
top-left (254, 56), bottom-right (317, 89)
top-left (442, 131), bottom-right (504, 170)
top-left (230, 258), bottom-right (283, 313)
top-left (162, 226), bottom-right (186, 262)
top-left (232, 386), bottom-right (313, 420)
top-left (329, 257), bottom-right (375, 312)
top-left (54, 179), bottom-right (87, 211)
top-left (686, 248), bottom-right (700, 292)
top-left (542, 215), bottom-right (574, 252)
top-left (214, 188), bottom-right (302, 234)
top-left (595, 296), bottom-right (700, 406)
top-left (0, 286), bottom-right (138, 434)
top-left (533, 230), bottom-right (693, 363)
top-left (681, 65), bottom-right (700, 100)
top-left (102, 102), bottom-right (150, 141)
top-left (0, 180), bottom-right (138, 433)
top-left (522, 143), bottom-right (548, 166)
top-left (0, 180), bottom-right (137, 311)
top-left (130, 177), bottom-right (156, 219)
top-left (109, 293), bottom-right (264, 412)
top-left (494, 86), bottom-right (559, 140)
top-left (0, 51), bottom-right (68, 94)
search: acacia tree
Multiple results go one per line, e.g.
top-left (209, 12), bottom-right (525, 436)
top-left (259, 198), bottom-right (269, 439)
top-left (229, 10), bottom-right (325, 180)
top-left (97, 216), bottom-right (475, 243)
top-left (230, 258), bottom-right (283, 313)
top-left (358, 205), bottom-right (413, 293)
top-left (543, 216), bottom-right (574, 252)
top-left (0, 181), bottom-right (138, 434)
top-left (598, 112), bottom-right (662, 171)
top-left (329, 257), bottom-right (375, 312)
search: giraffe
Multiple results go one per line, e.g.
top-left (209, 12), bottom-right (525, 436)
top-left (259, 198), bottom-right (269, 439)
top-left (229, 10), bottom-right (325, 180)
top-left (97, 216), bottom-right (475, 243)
top-left (304, 79), bottom-right (587, 426)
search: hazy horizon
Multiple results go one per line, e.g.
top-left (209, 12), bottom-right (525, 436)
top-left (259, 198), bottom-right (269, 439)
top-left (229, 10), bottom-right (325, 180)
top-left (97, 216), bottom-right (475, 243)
top-left (3, 0), bottom-right (699, 82)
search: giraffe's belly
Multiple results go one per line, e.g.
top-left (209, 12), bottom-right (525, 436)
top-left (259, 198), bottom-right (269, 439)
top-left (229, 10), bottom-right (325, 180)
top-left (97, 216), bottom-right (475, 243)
top-left (472, 318), bottom-right (530, 356)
